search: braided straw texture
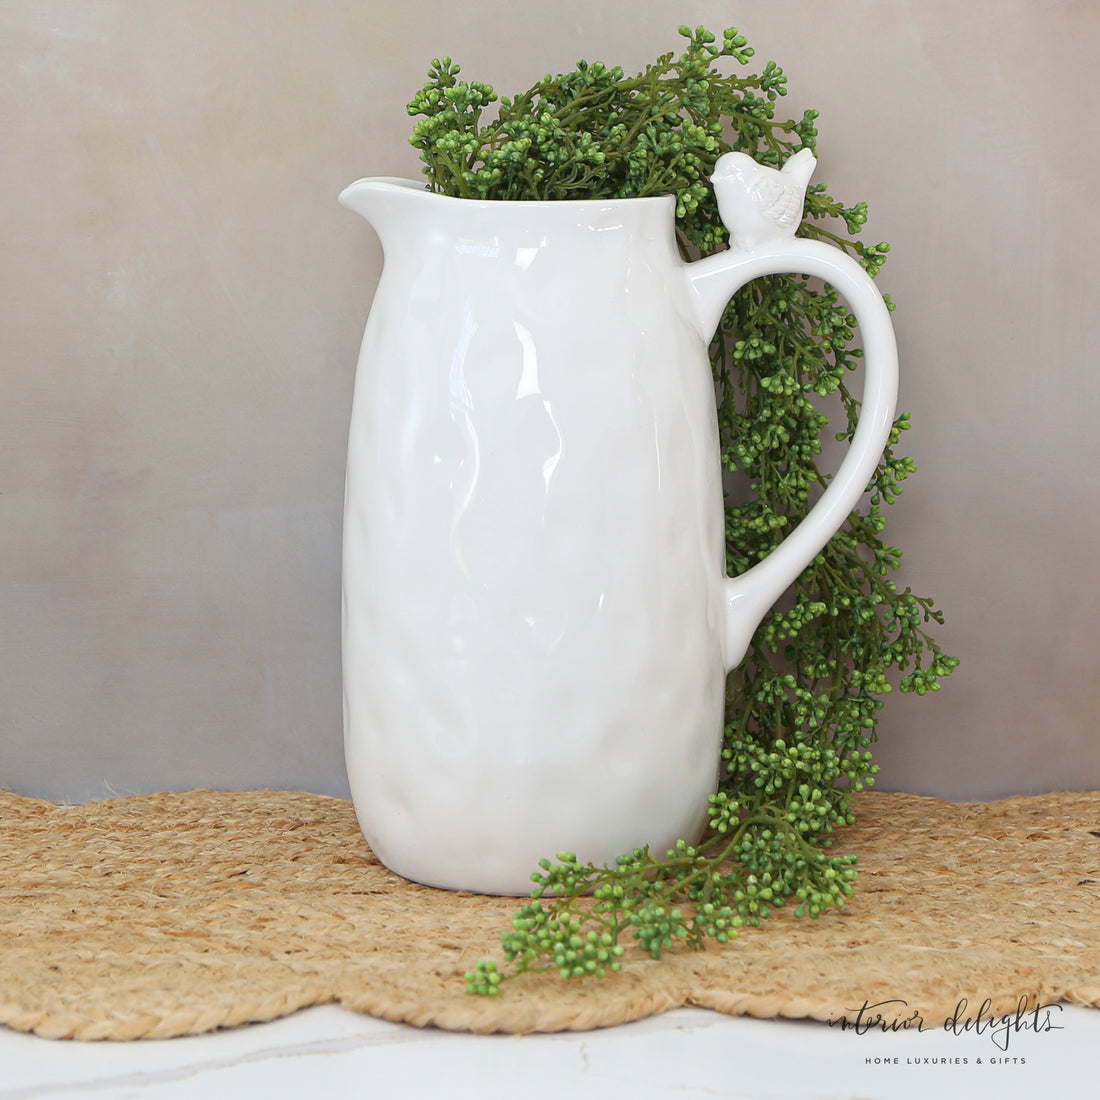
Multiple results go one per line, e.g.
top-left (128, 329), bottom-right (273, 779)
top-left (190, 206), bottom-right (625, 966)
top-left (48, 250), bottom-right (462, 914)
top-left (1, 788), bottom-right (1098, 1040)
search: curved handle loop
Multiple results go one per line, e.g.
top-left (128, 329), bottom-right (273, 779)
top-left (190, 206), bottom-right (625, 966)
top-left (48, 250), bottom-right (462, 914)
top-left (686, 235), bottom-right (898, 672)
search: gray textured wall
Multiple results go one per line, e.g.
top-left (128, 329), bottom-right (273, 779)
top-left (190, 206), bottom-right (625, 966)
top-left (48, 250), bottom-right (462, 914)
top-left (3, 1), bottom-right (1097, 803)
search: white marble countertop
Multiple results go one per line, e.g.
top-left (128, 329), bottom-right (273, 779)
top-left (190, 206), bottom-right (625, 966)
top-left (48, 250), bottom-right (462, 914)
top-left (0, 1001), bottom-right (1094, 1099)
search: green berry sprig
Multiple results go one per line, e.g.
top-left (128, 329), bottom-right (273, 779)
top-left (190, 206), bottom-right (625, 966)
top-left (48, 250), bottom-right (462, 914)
top-left (405, 26), bottom-right (957, 994)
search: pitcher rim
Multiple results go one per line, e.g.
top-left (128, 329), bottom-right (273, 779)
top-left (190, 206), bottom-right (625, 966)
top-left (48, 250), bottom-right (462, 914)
top-left (342, 175), bottom-right (677, 210)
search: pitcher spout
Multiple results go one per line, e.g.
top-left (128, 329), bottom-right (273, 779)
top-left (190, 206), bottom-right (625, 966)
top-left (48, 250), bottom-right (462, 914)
top-left (338, 176), bottom-right (430, 248)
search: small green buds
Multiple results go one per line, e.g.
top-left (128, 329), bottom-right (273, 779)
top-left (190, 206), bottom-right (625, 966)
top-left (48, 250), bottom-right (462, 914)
top-left (411, 24), bottom-right (954, 998)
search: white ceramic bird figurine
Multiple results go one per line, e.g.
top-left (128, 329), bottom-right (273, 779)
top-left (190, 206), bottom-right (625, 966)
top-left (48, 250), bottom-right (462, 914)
top-left (710, 147), bottom-right (817, 251)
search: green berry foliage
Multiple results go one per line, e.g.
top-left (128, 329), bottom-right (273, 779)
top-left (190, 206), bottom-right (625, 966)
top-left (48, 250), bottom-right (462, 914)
top-left (405, 26), bottom-right (958, 994)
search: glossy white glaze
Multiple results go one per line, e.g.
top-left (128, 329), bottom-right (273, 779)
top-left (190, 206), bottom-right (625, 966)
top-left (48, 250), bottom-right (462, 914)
top-left (338, 158), bottom-right (896, 893)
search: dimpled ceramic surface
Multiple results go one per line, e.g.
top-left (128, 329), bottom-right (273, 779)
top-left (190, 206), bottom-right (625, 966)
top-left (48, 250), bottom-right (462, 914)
top-left (339, 167), bottom-right (896, 893)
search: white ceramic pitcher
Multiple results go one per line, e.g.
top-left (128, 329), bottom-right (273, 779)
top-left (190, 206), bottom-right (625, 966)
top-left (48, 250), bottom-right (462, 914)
top-left (339, 150), bottom-right (897, 894)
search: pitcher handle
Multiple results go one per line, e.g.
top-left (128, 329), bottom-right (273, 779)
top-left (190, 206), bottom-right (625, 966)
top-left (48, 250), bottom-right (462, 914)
top-left (685, 156), bottom-right (898, 671)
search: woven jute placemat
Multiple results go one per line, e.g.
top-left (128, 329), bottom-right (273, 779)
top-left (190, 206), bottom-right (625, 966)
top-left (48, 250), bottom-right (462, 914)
top-left (1, 787), bottom-right (1098, 1040)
